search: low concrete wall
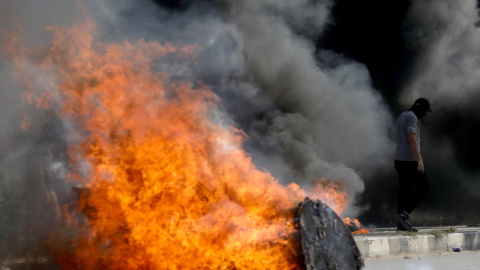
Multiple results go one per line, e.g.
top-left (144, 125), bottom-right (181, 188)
top-left (354, 231), bottom-right (480, 258)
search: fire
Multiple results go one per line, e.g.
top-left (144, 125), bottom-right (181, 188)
top-left (5, 14), bottom-right (368, 270)
top-left (307, 179), bottom-right (349, 215)
top-left (343, 217), bottom-right (361, 228)
top-left (352, 228), bottom-right (371, 235)
top-left (308, 181), bottom-right (370, 235)
top-left (343, 218), bottom-right (370, 235)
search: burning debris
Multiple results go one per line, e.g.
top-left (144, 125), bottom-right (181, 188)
top-left (298, 198), bottom-right (364, 270)
top-left (73, 188), bottom-right (364, 270)
top-left (4, 8), bottom-right (368, 270)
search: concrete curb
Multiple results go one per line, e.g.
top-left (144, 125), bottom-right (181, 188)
top-left (354, 231), bottom-right (480, 258)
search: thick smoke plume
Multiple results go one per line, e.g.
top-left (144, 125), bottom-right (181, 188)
top-left (0, 0), bottom-right (77, 263)
top-left (3, 0), bottom-right (480, 266)
top-left (399, 0), bottom-right (480, 224)
top-left (213, 0), bottom-right (393, 199)
top-left (0, 0), bottom-right (394, 263)
top-left (403, 0), bottom-right (480, 108)
top-left (89, 0), bottom-right (394, 203)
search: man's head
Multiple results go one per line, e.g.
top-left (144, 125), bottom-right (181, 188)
top-left (409, 98), bottom-right (433, 119)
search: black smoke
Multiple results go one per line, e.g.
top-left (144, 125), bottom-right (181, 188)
top-left (150, 0), bottom-right (480, 227)
top-left (316, 0), bottom-right (480, 226)
top-left (1, 3), bottom-right (480, 267)
top-left (151, 0), bottom-right (195, 10)
top-left (316, 0), bottom-right (416, 108)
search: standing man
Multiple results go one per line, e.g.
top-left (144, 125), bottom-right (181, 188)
top-left (394, 98), bottom-right (433, 232)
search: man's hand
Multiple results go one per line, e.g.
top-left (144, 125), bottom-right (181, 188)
top-left (407, 133), bottom-right (425, 173)
top-left (417, 160), bottom-right (425, 174)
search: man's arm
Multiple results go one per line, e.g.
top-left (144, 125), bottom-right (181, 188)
top-left (407, 133), bottom-right (424, 173)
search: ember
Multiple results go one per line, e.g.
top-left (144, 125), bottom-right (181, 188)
top-left (6, 13), bottom-right (367, 270)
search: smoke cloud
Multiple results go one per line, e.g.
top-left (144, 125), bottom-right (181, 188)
top-left (3, 0), bottom-right (480, 266)
top-left (1, 1), bottom-right (395, 262)
top-left (193, 0), bottom-right (394, 215)
top-left (396, 0), bottom-right (480, 224)
top-left (24, 0), bottom-right (393, 208)
top-left (0, 0), bottom-right (80, 264)
top-left (403, 0), bottom-right (480, 109)
top-left (1, 0), bottom-right (410, 264)
top-left (305, 0), bottom-right (480, 227)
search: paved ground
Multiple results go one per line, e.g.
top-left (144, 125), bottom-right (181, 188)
top-left (364, 250), bottom-right (480, 270)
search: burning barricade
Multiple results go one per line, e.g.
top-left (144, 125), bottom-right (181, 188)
top-left (6, 12), bottom-right (368, 270)
top-left (74, 187), bottom-right (364, 270)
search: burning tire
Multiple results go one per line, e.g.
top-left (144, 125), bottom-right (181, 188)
top-left (298, 198), bottom-right (364, 270)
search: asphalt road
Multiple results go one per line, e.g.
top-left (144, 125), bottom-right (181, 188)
top-left (364, 250), bottom-right (480, 270)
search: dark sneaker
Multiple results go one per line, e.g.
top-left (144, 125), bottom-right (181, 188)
top-left (395, 211), bottom-right (418, 232)
top-left (396, 223), bottom-right (418, 232)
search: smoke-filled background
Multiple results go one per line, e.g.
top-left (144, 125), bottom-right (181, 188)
top-left (1, 0), bottom-right (480, 263)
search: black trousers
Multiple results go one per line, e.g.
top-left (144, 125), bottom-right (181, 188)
top-left (395, 160), bottom-right (429, 214)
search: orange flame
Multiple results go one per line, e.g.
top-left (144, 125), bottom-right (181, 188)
top-left (351, 228), bottom-right (371, 235)
top-left (343, 217), bottom-right (361, 228)
top-left (6, 15), bottom-right (367, 269)
top-left (343, 217), bottom-right (370, 235)
top-left (308, 179), bottom-right (349, 215)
